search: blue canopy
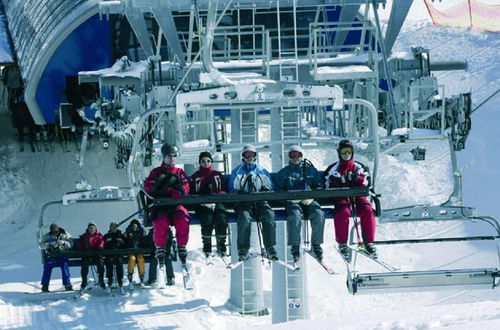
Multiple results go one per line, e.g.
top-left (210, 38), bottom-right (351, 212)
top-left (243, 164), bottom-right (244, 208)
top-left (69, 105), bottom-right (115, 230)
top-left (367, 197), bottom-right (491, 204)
top-left (0, 3), bottom-right (14, 64)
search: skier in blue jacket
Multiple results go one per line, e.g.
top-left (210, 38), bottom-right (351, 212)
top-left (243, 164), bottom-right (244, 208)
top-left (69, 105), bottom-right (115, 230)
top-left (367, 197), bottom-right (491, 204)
top-left (40, 223), bottom-right (73, 292)
top-left (275, 145), bottom-right (325, 262)
top-left (228, 145), bottom-right (277, 261)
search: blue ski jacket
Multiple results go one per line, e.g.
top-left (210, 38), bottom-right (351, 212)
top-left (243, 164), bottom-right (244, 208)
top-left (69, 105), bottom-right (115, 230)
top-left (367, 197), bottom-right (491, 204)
top-left (228, 162), bottom-right (274, 193)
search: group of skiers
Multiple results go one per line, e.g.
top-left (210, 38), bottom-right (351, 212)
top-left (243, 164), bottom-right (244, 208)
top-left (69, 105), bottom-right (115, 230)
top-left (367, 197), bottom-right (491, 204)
top-left (145, 140), bottom-right (376, 268)
top-left (40, 220), bottom-right (173, 293)
top-left (40, 139), bottom-right (376, 292)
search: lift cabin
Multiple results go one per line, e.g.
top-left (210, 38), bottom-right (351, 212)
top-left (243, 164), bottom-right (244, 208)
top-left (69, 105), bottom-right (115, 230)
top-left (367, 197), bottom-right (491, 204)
top-left (65, 0), bottom-right (497, 312)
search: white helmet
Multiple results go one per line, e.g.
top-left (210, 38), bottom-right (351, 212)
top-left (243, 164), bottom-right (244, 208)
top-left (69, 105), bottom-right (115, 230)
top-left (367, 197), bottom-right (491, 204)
top-left (242, 144), bottom-right (257, 155)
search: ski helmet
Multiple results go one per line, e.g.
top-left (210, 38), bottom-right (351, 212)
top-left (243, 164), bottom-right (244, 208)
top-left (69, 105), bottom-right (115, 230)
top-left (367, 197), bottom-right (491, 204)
top-left (337, 139), bottom-right (354, 160)
top-left (241, 144), bottom-right (257, 157)
top-left (161, 143), bottom-right (179, 157)
top-left (288, 145), bottom-right (304, 158)
top-left (198, 151), bottom-right (213, 163)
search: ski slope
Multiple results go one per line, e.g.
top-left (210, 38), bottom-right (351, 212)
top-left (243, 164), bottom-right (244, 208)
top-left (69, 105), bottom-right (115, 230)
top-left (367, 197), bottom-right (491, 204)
top-left (0, 2), bottom-right (499, 329)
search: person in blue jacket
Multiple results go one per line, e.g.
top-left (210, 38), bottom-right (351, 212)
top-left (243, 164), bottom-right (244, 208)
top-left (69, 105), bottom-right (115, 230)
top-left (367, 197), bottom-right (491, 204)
top-left (40, 223), bottom-right (73, 292)
top-left (228, 144), bottom-right (277, 261)
top-left (275, 145), bottom-right (325, 262)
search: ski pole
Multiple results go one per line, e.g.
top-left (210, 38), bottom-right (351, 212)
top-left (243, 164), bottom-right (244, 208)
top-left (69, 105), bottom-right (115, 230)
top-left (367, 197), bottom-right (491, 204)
top-left (349, 197), bottom-right (363, 247)
top-left (254, 205), bottom-right (266, 262)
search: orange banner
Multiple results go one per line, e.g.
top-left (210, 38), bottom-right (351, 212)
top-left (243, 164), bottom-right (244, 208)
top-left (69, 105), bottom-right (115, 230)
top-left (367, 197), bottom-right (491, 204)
top-left (424, 0), bottom-right (500, 32)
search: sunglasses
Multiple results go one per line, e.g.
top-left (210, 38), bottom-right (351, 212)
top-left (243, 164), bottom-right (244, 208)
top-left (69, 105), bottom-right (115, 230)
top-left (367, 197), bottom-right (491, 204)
top-left (289, 152), bottom-right (302, 159)
top-left (200, 159), bottom-right (212, 164)
top-left (167, 153), bottom-right (178, 158)
top-left (340, 151), bottom-right (352, 156)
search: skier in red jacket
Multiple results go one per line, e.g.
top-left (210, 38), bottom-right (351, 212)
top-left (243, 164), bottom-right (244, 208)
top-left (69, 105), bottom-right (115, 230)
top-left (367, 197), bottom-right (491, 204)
top-left (323, 140), bottom-right (376, 259)
top-left (189, 151), bottom-right (228, 257)
top-left (143, 143), bottom-right (190, 266)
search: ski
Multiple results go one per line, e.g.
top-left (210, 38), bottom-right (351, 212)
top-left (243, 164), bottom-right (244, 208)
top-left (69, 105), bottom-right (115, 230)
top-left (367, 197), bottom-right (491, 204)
top-left (205, 254), bottom-right (214, 265)
top-left (304, 250), bottom-right (335, 275)
top-left (181, 263), bottom-right (193, 290)
top-left (347, 246), bottom-right (399, 271)
top-left (226, 254), bottom-right (259, 269)
top-left (264, 258), bottom-right (300, 271)
top-left (24, 290), bottom-right (77, 302)
top-left (218, 254), bottom-right (231, 267)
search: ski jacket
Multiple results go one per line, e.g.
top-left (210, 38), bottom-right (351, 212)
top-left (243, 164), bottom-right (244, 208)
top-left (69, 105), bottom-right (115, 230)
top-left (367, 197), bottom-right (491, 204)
top-left (103, 230), bottom-right (126, 250)
top-left (77, 230), bottom-right (105, 251)
top-left (190, 166), bottom-right (227, 195)
top-left (40, 228), bottom-right (73, 252)
top-left (125, 225), bottom-right (145, 249)
top-left (143, 163), bottom-right (190, 198)
top-left (275, 159), bottom-right (323, 191)
top-left (323, 158), bottom-right (371, 204)
top-left (228, 162), bottom-right (274, 193)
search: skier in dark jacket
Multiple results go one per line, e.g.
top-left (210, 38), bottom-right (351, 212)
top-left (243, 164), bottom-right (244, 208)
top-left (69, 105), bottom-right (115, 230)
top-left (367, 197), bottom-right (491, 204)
top-left (40, 223), bottom-right (73, 292)
top-left (77, 222), bottom-right (106, 289)
top-left (143, 143), bottom-right (190, 266)
top-left (323, 139), bottom-right (376, 258)
top-left (228, 144), bottom-right (277, 261)
top-left (103, 221), bottom-right (125, 292)
top-left (275, 145), bottom-right (325, 262)
top-left (124, 219), bottom-right (146, 285)
top-left (190, 151), bottom-right (228, 257)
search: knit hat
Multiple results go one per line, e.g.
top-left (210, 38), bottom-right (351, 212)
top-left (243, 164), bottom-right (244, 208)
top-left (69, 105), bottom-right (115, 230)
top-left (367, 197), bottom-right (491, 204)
top-left (49, 223), bottom-right (59, 232)
top-left (241, 144), bottom-right (257, 157)
top-left (87, 222), bottom-right (97, 229)
top-left (288, 145), bottom-right (304, 157)
top-left (198, 151), bottom-right (213, 163)
top-left (109, 221), bottom-right (118, 229)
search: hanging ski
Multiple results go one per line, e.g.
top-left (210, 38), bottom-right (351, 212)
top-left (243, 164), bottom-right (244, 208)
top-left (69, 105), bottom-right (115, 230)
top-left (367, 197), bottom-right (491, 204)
top-left (304, 249), bottom-right (335, 275)
top-left (347, 245), bottom-right (399, 271)
top-left (181, 262), bottom-right (194, 290)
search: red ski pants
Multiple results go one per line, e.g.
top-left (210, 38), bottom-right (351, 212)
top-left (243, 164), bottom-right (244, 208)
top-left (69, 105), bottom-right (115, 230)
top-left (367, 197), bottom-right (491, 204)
top-left (334, 201), bottom-right (375, 244)
top-left (153, 206), bottom-right (190, 248)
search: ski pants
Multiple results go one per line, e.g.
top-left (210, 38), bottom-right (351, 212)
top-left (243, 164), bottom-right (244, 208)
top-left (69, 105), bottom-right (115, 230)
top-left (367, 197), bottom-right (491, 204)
top-left (41, 257), bottom-right (71, 286)
top-left (105, 255), bottom-right (124, 286)
top-left (81, 256), bottom-right (105, 283)
top-left (235, 201), bottom-right (276, 252)
top-left (195, 203), bottom-right (228, 246)
top-left (334, 200), bottom-right (375, 244)
top-left (153, 205), bottom-right (190, 248)
top-left (127, 254), bottom-right (145, 275)
top-left (286, 201), bottom-right (325, 247)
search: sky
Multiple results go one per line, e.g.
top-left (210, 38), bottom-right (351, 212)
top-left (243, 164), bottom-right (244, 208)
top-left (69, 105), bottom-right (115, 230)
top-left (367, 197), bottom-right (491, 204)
top-left (0, 1), bottom-right (499, 329)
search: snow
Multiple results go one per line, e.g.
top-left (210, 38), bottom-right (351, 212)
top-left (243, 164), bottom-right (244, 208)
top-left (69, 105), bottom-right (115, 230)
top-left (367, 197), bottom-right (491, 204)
top-left (1, 1), bottom-right (500, 329)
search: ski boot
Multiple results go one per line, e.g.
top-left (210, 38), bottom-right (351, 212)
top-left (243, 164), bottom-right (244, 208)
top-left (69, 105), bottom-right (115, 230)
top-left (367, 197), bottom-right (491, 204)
top-left (216, 237), bottom-right (227, 257)
top-left (202, 237), bottom-right (212, 258)
top-left (312, 244), bottom-right (323, 261)
top-left (99, 281), bottom-right (106, 290)
top-left (364, 242), bottom-right (377, 258)
top-left (267, 246), bottom-right (278, 261)
top-left (156, 247), bottom-right (166, 266)
top-left (338, 243), bottom-right (351, 261)
top-left (41, 284), bottom-right (49, 293)
top-left (80, 279), bottom-right (88, 291)
top-left (167, 277), bottom-right (175, 286)
top-left (238, 249), bottom-right (249, 261)
top-left (291, 245), bottom-right (300, 263)
top-left (64, 284), bottom-right (73, 291)
top-left (178, 245), bottom-right (188, 264)
top-left (139, 274), bottom-right (145, 286)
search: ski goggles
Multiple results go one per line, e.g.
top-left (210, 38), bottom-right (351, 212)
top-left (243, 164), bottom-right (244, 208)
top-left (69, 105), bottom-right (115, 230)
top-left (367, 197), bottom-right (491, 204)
top-left (289, 151), bottom-right (302, 159)
top-left (200, 158), bottom-right (212, 164)
top-left (339, 148), bottom-right (353, 155)
top-left (242, 152), bottom-right (256, 160)
top-left (167, 153), bottom-right (178, 158)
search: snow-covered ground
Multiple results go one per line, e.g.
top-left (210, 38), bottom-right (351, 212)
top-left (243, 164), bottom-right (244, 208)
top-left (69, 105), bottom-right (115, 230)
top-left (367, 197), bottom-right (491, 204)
top-left (1, 1), bottom-right (499, 329)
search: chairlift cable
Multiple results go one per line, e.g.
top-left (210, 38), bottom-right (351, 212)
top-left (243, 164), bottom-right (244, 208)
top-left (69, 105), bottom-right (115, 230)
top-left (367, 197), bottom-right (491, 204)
top-left (471, 88), bottom-right (500, 114)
